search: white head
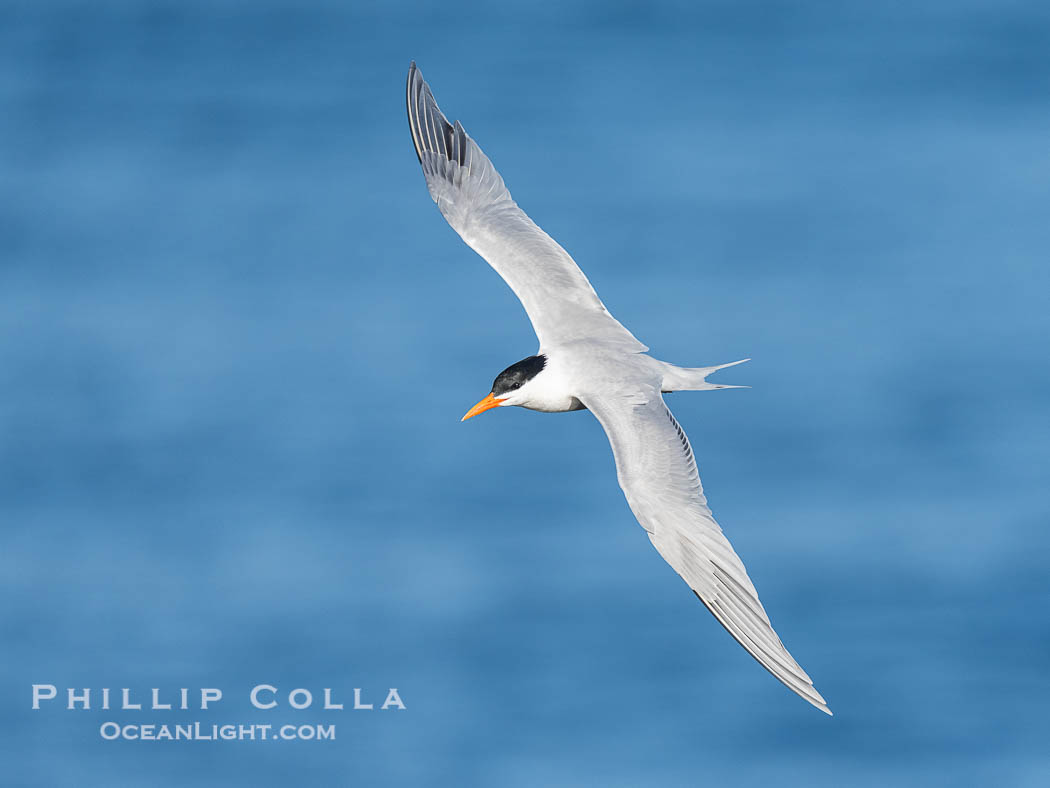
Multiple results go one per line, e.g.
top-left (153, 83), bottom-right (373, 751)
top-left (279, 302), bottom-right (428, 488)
top-left (461, 355), bottom-right (548, 420)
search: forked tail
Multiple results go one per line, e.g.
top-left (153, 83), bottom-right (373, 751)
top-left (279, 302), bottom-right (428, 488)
top-left (660, 358), bottom-right (750, 392)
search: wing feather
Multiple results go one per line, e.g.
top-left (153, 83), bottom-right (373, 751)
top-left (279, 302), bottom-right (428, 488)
top-left (580, 388), bottom-right (831, 714)
top-left (406, 62), bottom-right (645, 353)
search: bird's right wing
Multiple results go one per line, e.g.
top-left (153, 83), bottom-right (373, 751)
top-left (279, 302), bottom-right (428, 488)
top-left (579, 387), bottom-right (831, 714)
top-left (406, 62), bottom-right (646, 353)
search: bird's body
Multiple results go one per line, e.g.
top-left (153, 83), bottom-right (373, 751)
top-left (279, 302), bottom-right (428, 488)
top-left (406, 63), bottom-right (831, 715)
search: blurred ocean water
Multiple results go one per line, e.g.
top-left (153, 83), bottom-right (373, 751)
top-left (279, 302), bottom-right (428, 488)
top-left (2, 1), bottom-right (1048, 785)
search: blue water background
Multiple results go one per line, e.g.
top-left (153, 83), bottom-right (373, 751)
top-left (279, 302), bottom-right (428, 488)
top-left (2, 1), bottom-right (1048, 785)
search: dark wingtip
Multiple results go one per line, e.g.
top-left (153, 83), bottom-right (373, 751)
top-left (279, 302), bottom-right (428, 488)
top-left (406, 62), bottom-right (423, 163)
top-left (405, 65), bottom-right (469, 170)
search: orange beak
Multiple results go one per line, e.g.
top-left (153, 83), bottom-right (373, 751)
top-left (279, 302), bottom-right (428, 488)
top-left (461, 392), bottom-right (506, 422)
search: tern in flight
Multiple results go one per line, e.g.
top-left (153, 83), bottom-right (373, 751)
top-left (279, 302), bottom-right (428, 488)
top-left (406, 63), bottom-right (830, 714)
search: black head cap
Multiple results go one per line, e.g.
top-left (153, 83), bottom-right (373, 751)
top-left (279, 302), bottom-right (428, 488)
top-left (492, 355), bottom-right (547, 396)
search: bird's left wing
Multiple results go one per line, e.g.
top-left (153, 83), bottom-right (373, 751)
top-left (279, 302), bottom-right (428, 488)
top-left (406, 62), bottom-right (646, 353)
top-left (578, 387), bottom-right (832, 714)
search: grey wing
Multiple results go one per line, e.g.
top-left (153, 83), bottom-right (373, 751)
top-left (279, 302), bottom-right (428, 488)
top-left (406, 62), bottom-right (645, 353)
top-left (580, 388), bottom-right (831, 715)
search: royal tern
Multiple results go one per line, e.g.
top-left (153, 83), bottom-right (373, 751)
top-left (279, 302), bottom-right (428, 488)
top-left (406, 63), bottom-right (830, 715)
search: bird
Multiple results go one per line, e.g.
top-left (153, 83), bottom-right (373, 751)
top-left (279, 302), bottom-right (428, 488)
top-left (405, 62), bottom-right (831, 715)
